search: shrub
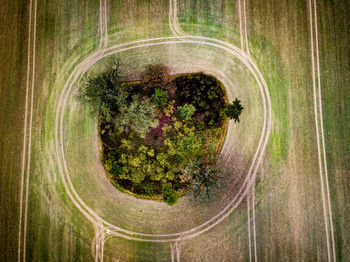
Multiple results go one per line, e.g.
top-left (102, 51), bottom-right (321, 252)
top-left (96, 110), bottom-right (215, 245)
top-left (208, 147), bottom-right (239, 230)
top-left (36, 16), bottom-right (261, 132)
top-left (103, 158), bottom-right (115, 172)
top-left (151, 88), bottom-right (168, 108)
top-left (163, 100), bottom-right (175, 117)
top-left (225, 98), bottom-right (244, 123)
top-left (178, 103), bottom-right (196, 121)
top-left (162, 185), bottom-right (178, 205)
top-left (143, 183), bottom-right (157, 195)
top-left (110, 164), bottom-right (122, 177)
top-left (181, 133), bottom-right (202, 154)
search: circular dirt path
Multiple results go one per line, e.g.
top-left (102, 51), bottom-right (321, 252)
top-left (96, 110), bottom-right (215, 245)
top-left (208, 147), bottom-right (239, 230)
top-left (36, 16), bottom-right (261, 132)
top-left (54, 36), bottom-right (271, 242)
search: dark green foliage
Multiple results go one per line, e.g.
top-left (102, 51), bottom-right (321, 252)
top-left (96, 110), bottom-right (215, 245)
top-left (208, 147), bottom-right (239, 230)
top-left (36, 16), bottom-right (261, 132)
top-left (142, 183), bottom-right (157, 196)
top-left (225, 98), bottom-right (244, 123)
top-left (151, 88), bottom-right (168, 108)
top-left (79, 60), bottom-right (128, 121)
top-left (162, 185), bottom-right (178, 205)
top-left (175, 73), bottom-right (227, 128)
top-left (110, 164), bottom-right (122, 177)
top-left (178, 103), bottom-right (196, 121)
top-left (114, 95), bottom-right (158, 135)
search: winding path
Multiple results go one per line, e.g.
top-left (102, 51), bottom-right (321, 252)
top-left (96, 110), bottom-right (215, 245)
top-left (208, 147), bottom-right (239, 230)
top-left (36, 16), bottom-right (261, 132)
top-left (16, 1), bottom-right (337, 261)
top-left (98, 0), bottom-right (108, 50)
top-left (51, 1), bottom-right (271, 261)
top-left (55, 36), bottom-right (271, 244)
top-left (15, 0), bottom-right (271, 261)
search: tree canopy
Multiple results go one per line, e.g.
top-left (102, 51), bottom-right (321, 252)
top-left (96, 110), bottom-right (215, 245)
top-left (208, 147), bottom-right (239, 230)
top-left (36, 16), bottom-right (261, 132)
top-left (189, 161), bottom-right (222, 201)
top-left (178, 103), bottom-right (196, 121)
top-left (115, 95), bottom-right (158, 136)
top-left (142, 64), bottom-right (176, 96)
top-left (78, 60), bottom-right (128, 121)
top-left (175, 73), bottom-right (227, 128)
top-left (162, 185), bottom-right (178, 205)
top-left (80, 62), bottom-right (240, 204)
top-left (151, 88), bottom-right (168, 108)
top-left (225, 98), bottom-right (244, 123)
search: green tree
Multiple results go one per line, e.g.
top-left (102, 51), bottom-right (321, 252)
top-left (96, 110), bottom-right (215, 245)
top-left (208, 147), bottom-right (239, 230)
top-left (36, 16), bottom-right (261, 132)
top-left (115, 95), bottom-right (158, 135)
top-left (151, 88), bottom-right (168, 108)
top-left (225, 98), bottom-right (244, 123)
top-left (131, 169), bottom-right (146, 184)
top-left (188, 160), bottom-right (222, 201)
top-left (178, 104), bottom-right (196, 121)
top-left (79, 59), bottom-right (129, 121)
top-left (162, 184), bottom-right (178, 205)
top-left (181, 133), bottom-right (202, 154)
top-left (110, 164), bottom-right (122, 177)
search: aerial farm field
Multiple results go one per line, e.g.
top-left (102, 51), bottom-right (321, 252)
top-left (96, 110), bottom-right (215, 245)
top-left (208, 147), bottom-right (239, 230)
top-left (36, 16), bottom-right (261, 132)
top-left (0, 0), bottom-right (349, 261)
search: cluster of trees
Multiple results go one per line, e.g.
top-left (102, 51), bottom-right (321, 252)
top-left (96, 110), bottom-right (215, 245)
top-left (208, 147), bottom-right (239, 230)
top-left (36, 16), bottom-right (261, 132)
top-left (106, 110), bottom-right (204, 204)
top-left (175, 73), bottom-right (227, 128)
top-left (79, 61), bottom-right (243, 205)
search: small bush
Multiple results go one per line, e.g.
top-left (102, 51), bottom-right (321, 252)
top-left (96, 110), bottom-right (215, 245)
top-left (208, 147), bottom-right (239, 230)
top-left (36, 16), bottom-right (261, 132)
top-left (151, 88), bottom-right (168, 108)
top-left (143, 183), bottom-right (157, 195)
top-left (162, 185), bottom-right (178, 205)
top-left (181, 133), bottom-right (202, 154)
top-left (225, 98), bottom-right (244, 123)
top-left (190, 162), bottom-right (222, 202)
top-left (110, 164), bottom-right (122, 177)
top-left (178, 103), bottom-right (196, 121)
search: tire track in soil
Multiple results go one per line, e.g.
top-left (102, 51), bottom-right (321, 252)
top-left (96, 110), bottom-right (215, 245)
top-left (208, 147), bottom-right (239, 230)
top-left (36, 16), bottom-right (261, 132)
top-left (55, 37), bottom-right (271, 243)
top-left (308, 0), bottom-right (336, 260)
top-left (55, 3), bottom-right (271, 261)
top-left (18, 0), bottom-right (37, 261)
top-left (238, 0), bottom-right (257, 260)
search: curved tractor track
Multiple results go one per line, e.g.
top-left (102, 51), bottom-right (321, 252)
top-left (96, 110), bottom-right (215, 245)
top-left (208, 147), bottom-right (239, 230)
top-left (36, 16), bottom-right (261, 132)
top-left (54, 36), bottom-right (272, 245)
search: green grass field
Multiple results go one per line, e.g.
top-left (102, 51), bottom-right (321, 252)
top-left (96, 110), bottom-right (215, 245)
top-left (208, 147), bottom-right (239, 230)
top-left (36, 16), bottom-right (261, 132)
top-left (0, 0), bottom-right (349, 261)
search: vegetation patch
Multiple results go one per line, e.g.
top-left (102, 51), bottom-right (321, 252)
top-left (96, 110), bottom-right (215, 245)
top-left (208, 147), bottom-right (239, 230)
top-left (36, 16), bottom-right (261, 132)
top-left (79, 61), bottom-right (243, 204)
